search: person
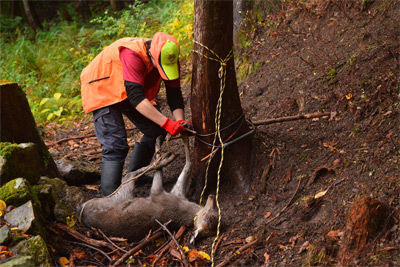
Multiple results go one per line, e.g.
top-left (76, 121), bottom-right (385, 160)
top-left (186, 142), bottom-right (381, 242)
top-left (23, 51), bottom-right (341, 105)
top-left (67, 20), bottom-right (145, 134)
top-left (80, 32), bottom-right (191, 196)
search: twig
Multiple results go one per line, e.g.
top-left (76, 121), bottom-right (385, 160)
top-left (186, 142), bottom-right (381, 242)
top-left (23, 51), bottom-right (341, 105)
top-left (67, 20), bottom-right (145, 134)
top-left (252, 112), bottom-right (332, 126)
top-left (68, 240), bottom-right (113, 263)
top-left (212, 233), bottom-right (225, 255)
top-left (112, 231), bottom-right (163, 266)
top-left (51, 223), bottom-right (115, 251)
top-left (97, 228), bottom-right (128, 253)
top-left (152, 226), bottom-right (186, 267)
top-left (216, 239), bottom-right (258, 267)
top-left (154, 218), bottom-right (188, 267)
top-left (265, 176), bottom-right (302, 225)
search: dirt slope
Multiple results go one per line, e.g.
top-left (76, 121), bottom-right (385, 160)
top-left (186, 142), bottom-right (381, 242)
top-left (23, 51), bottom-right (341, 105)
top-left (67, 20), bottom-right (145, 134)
top-left (217, 0), bottom-right (399, 265)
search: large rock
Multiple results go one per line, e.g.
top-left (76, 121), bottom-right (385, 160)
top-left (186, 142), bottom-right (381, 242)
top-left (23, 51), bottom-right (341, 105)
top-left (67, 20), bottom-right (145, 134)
top-left (55, 158), bottom-right (100, 185)
top-left (38, 177), bottom-right (88, 223)
top-left (4, 200), bottom-right (46, 239)
top-left (10, 235), bottom-right (52, 267)
top-left (0, 225), bottom-right (12, 245)
top-left (0, 143), bottom-right (42, 186)
top-left (0, 178), bottom-right (41, 208)
top-left (0, 256), bottom-right (36, 267)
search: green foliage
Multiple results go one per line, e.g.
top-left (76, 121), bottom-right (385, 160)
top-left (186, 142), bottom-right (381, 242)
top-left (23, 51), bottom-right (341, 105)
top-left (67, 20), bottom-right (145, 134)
top-left (29, 93), bottom-right (82, 123)
top-left (0, 0), bottom-right (193, 123)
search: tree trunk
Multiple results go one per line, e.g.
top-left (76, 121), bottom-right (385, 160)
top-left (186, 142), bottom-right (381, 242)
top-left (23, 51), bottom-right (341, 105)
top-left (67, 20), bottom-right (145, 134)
top-left (110, 0), bottom-right (123, 11)
top-left (22, 0), bottom-right (42, 32)
top-left (338, 196), bottom-right (392, 265)
top-left (0, 83), bottom-right (60, 179)
top-left (189, 0), bottom-right (253, 201)
top-left (78, 0), bottom-right (91, 22)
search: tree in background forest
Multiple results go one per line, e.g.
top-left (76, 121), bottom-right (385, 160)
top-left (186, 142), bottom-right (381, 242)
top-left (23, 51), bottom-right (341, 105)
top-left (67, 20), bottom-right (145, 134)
top-left (189, 0), bottom-right (253, 201)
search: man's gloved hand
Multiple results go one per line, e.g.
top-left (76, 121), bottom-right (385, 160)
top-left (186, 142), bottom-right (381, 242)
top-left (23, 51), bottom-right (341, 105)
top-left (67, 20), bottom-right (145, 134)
top-left (177, 120), bottom-right (193, 131)
top-left (161, 118), bottom-right (184, 136)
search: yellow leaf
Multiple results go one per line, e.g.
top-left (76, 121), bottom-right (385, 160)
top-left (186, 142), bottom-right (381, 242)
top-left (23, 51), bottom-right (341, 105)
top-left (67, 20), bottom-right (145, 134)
top-left (345, 93), bottom-right (353, 100)
top-left (54, 92), bottom-right (62, 101)
top-left (66, 216), bottom-right (75, 228)
top-left (11, 227), bottom-right (20, 231)
top-left (59, 256), bottom-right (69, 266)
top-left (198, 251), bottom-right (210, 261)
top-left (0, 200), bottom-right (6, 211)
top-left (0, 210), bottom-right (3, 216)
top-left (181, 246), bottom-right (189, 253)
top-left (315, 190), bottom-right (328, 199)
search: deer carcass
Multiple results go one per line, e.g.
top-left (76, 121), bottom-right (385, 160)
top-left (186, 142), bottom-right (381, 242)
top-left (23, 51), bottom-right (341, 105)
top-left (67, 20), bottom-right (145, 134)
top-left (78, 135), bottom-right (218, 242)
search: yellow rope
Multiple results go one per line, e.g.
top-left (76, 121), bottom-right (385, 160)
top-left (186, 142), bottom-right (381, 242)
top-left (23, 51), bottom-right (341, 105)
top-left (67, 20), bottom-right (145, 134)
top-left (193, 40), bottom-right (233, 266)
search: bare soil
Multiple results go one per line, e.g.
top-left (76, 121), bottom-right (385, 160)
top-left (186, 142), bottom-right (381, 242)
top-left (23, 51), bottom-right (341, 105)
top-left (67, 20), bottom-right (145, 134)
top-left (44, 1), bottom-right (399, 266)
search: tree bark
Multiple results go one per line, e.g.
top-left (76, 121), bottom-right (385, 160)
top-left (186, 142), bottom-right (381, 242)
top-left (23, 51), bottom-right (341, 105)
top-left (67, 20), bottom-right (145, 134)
top-left (22, 0), bottom-right (42, 32)
top-left (189, 0), bottom-right (253, 201)
top-left (0, 83), bottom-right (60, 179)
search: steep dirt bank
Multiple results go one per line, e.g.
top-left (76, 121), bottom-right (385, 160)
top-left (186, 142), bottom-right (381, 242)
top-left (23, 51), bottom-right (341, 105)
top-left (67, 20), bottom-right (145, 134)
top-left (225, 0), bottom-right (399, 265)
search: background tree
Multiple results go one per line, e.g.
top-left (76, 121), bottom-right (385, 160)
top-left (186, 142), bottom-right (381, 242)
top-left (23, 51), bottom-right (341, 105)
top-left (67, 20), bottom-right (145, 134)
top-left (189, 0), bottom-right (253, 201)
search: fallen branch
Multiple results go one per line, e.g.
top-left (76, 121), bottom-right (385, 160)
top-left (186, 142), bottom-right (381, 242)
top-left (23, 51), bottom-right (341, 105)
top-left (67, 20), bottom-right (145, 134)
top-left (216, 239), bottom-right (258, 267)
top-left (112, 231), bottom-right (163, 266)
top-left (252, 112), bottom-right (332, 126)
top-left (152, 226), bottom-right (186, 267)
top-left (154, 218), bottom-right (188, 267)
top-left (47, 127), bottom-right (137, 146)
top-left (51, 223), bottom-right (115, 251)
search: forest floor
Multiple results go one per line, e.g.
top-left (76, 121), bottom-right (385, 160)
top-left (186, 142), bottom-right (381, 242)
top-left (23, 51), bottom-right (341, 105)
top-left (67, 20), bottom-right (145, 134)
top-left (43, 1), bottom-right (399, 266)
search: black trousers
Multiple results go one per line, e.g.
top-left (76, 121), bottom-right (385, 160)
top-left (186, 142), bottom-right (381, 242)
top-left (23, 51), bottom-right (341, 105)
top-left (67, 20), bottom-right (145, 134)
top-left (92, 99), bottom-right (167, 163)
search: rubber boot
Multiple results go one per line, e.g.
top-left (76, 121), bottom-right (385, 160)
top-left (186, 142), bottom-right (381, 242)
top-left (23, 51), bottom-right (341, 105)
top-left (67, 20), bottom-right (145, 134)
top-left (101, 161), bottom-right (124, 196)
top-left (128, 142), bottom-right (154, 184)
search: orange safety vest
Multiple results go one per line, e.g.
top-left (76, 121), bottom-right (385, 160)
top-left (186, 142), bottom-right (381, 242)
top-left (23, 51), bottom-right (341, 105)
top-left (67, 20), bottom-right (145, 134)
top-left (80, 37), bottom-right (162, 113)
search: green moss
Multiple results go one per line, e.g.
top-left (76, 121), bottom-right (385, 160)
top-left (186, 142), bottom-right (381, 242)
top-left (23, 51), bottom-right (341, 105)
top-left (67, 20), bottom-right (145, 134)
top-left (0, 178), bottom-right (41, 208)
top-left (0, 142), bottom-right (21, 160)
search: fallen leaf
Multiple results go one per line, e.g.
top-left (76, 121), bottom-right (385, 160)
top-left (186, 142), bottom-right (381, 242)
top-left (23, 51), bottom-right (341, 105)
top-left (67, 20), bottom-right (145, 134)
top-left (298, 241), bottom-right (310, 253)
top-left (198, 251), bottom-right (210, 261)
top-left (67, 140), bottom-right (76, 146)
top-left (315, 190), bottom-right (328, 199)
top-left (246, 236), bottom-right (256, 243)
top-left (0, 200), bottom-right (6, 211)
top-left (72, 249), bottom-right (86, 259)
top-left (66, 216), bottom-right (76, 228)
top-left (264, 252), bottom-right (270, 264)
top-left (59, 256), bottom-right (69, 266)
top-left (84, 185), bottom-right (99, 191)
top-left (264, 212), bottom-right (271, 218)
top-left (248, 195), bottom-right (255, 201)
top-left (326, 230), bottom-right (344, 242)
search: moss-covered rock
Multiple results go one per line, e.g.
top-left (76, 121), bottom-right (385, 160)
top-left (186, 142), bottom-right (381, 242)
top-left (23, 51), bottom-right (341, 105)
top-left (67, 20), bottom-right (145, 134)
top-left (38, 177), bottom-right (88, 223)
top-left (0, 143), bottom-right (42, 186)
top-left (10, 235), bottom-right (52, 267)
top-left (0, 178), bottom-right (41, 209)
top-left (0, 256), bottom-right (36, 267)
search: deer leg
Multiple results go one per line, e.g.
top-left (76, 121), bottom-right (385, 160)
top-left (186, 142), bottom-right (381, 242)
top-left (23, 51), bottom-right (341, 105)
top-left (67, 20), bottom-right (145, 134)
top-left (170, 134), bottom-right (192, 198)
